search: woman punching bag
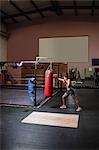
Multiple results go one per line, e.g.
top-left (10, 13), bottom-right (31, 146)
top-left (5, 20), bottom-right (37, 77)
top-left (44, 69), bottom-right (53, 97)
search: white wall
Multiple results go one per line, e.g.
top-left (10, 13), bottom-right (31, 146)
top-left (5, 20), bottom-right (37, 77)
top-left (0, 23), bottom-right (7, 61)
top-left (0, 35), bottom-right (7, 61)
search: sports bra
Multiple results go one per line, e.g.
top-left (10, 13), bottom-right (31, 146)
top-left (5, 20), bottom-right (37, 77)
top-left (63, 79), bottom-right (71, 88)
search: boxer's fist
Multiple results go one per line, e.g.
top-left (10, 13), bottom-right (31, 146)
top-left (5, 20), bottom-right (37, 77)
top-left (53, 74), bottom-right (58, 79)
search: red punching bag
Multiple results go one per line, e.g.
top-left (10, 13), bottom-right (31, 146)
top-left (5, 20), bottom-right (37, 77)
top-left (44, 69), bottom-right (53, 97)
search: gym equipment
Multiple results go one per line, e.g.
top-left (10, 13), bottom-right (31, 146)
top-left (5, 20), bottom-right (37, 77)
top-left (28, 78), bottom-right (35, 101)
top-left (0, 57), bottom-right (52, 106)
top-left (44, 69), bottom-right (53, 97)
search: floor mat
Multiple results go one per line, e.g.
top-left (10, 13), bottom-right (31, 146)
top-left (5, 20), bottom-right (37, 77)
top-left (22, 111), bottom-right (79, 128)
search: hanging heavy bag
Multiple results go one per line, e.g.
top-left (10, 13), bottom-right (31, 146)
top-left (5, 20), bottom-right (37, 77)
top-left (44, 69), bottom-right (53, 97)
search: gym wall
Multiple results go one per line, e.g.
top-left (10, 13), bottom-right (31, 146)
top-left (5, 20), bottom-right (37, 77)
top-left (0, 35), bottom-right (7, 61)
top-left (7, 16), bottom-right (99, 68)
top-left (0, 24), bottom-right (8, 61)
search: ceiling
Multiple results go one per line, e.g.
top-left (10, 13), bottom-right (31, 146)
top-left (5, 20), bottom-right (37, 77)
top-left (0, 0), bottom-right (99, 25)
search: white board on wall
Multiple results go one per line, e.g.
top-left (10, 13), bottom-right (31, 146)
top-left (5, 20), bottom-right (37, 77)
top-left (39, 36), bottom-right (88, 63)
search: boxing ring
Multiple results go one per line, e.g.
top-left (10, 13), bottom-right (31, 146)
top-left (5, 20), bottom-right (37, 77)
top-left (0, 88), bottom-right (45, 106)
top-left (0, 57), bottom-right (57, 107)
